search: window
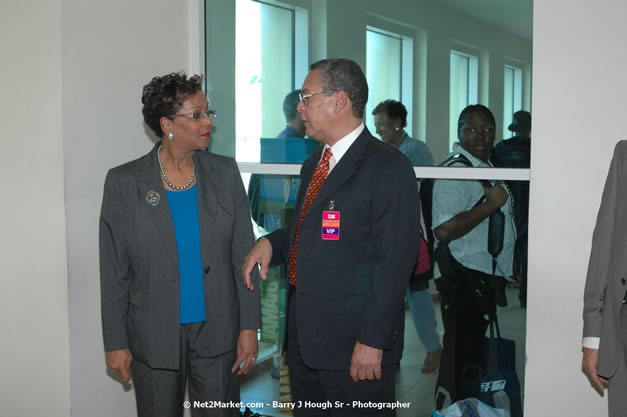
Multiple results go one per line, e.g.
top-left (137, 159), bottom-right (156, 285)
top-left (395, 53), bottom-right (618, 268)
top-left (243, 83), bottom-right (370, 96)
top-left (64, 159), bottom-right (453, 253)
top-left (235, 0), bottom-right (307, 162)
top-left (366, 27), bottom-right (413, 135)
top-left (449, 50), bottom-right (478, 150)
top-left (503, 65), bottom-right (523, 139)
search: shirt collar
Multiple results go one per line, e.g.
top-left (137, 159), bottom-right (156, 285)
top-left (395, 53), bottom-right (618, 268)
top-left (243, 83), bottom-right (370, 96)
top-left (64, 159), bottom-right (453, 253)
top-left (452, 142), bottom-right (493, 168)
top-left (324, 123), bottom-right (364, 164)
top-left (398, 131), bottom-right (409, 147)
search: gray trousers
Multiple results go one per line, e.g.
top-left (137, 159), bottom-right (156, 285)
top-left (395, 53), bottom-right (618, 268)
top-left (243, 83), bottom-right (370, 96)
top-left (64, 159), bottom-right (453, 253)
top-left (609, 305), bottom-right (627, 417)
top-left (130, 321), bottom-right (240, 417)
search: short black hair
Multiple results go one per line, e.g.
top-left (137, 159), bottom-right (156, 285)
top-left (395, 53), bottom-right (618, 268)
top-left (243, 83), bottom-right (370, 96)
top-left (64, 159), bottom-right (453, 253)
top-left (309, 58), bottom-right (368, 119)
top-left (141, 71), bottom-right (204, 138)
top-left (457, 104), bottom-right (495, 131)
top-left (372, 99), bottom-right (407, 128)
top-left (283, 89), bottom-right (301, 122)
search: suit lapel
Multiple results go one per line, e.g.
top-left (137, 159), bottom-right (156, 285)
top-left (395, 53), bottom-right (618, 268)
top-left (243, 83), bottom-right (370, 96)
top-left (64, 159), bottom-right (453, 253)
top-left (194, 152), bottom-right (217, 266)
top-left (306, 129), bottom-right (370, 214)
top-left (138, 143), bottom-right (179, 271)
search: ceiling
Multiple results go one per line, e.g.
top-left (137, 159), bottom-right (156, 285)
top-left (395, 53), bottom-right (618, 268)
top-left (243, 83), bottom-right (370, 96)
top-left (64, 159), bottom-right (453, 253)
top-left (435, 0), bottom-right (533, 40)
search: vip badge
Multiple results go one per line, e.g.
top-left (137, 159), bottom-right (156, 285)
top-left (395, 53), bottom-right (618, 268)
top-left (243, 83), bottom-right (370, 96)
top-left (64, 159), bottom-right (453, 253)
top-left (322, 211), bottom-right (340, 240)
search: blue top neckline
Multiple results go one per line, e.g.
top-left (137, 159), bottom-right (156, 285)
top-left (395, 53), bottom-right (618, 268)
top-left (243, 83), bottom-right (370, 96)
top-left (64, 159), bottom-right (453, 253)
top-left (165, 184), bottom-right (197, 194)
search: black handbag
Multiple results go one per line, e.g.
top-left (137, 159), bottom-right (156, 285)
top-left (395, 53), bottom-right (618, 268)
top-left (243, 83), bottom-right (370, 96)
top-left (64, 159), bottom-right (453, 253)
top-left (433, 244), bottom-right (497, 320)
top-left (479, 319), bottom-right (523, 417)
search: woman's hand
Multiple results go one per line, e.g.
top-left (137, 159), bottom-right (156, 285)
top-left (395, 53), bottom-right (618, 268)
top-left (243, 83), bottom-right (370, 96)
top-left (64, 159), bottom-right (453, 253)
top-left (241, 238), bottom-right (272, 291)
top-left (231, 329), bottom-right (259, 375)
top-left (434, 183), bottom-right (509, 243)
top-left (106, 348), bottom-right (133, 381)
top-left (484, 183), bottom-right (509, 210)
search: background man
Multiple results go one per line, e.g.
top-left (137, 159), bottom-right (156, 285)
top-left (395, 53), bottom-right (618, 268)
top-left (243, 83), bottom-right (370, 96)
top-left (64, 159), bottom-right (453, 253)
top-left (277, 89), bottom-right (306, 139)
top-left (243, 58), bottom-right (419, 416)
top-left (493, 110), bottom-right (531, 308)
top-left (248, 89), bottom-right (307, 229)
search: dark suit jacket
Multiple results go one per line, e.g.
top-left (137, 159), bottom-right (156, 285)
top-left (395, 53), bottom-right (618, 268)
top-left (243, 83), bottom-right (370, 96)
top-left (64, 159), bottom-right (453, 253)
top-left (266, 127), bottom-right (420, 370)
top-left (99, 142), bottom-right (261, 370)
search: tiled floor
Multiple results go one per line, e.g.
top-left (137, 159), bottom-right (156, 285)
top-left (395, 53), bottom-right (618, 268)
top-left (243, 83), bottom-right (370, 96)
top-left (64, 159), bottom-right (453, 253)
top-left (240, 355), bottom-right (282, 416)
top-left (240, 286), bottom-right (526, 417)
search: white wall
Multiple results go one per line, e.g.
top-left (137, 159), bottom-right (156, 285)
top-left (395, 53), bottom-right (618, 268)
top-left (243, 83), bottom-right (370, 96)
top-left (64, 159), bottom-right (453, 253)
top-left (0, 1), bottom-right (70, 415)
top-left (61, 1), bottom-right (190, 416)
top-left (525, 0), bottom-right (627, 414)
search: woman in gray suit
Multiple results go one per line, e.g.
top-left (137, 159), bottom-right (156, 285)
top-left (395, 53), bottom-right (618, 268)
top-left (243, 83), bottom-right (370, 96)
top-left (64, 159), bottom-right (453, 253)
top-left (99, 72), bottom-right (261, 417)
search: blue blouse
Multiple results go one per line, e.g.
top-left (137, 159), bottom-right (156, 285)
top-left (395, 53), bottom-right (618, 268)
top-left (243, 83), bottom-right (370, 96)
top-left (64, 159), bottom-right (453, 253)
top-left (165, 185), bottom-right (206, 324)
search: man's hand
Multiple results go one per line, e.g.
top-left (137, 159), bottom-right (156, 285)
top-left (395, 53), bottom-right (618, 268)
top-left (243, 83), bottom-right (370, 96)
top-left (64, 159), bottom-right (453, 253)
top-left (231, 329), bottom-right (259, 375)
top-left (350, 342), bottom-right (383, 382)
top-left (582, 347), bottom-right (608, 394)
top-left (241, 238), bottom-right (272, 291)
top-left (106, 349), bottom-right (133, 382)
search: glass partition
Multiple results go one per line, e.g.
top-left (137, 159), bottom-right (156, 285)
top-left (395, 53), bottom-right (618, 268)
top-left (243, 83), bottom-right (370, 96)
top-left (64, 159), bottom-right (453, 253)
top-left (205, 0), bottom-right (532, 416)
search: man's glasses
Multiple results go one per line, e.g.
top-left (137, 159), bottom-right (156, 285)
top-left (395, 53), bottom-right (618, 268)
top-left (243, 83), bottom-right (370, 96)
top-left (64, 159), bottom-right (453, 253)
top-left (170, 109), bottom-right (217, 120)
top-left (299, 90), bottom-right (335, 104)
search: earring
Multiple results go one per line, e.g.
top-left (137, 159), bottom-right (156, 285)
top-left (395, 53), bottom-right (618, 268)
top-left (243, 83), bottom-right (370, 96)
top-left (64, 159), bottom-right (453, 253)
top-left (395, 127), bottom-right (401, 131)
top-left (168, 132), bottom-right (174, 141)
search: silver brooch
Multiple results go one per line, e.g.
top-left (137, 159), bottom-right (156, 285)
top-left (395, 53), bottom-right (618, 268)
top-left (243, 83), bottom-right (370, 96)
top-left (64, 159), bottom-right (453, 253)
top-left (145, 190), bottom-right (160, 206)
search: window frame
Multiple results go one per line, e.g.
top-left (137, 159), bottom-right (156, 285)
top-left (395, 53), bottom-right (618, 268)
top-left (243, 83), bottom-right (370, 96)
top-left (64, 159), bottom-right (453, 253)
top-left (449, 49), bottom-right (480, 151)
top-left (366, 26), bottom-right (414, 134)
top-left (503, 64), bottom-right (524, 139)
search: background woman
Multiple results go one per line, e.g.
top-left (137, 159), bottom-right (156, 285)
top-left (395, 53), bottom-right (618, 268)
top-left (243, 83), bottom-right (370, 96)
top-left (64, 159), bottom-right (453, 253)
top-left (372, 99), bottom-right (433, 166)
top-left (99, 72), bottom-right (261, 417)
top-left (431, 104), bottom-right (516, 407)
top-left (372, 99), bottom-right (441, 374)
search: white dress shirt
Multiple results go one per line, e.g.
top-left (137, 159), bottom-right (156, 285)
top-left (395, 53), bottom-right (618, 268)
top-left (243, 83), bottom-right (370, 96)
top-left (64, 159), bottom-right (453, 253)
top-left (320, 123), bottom-right (364, 173)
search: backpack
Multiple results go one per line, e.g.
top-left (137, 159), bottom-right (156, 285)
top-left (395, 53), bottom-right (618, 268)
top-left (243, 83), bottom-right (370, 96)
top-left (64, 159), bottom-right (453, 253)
top-left (411, 153), bottom-right (490, 286)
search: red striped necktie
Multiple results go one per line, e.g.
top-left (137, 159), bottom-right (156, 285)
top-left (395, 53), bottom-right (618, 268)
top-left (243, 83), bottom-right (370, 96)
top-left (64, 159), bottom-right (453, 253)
top-left (288, 148), bottom-right (333, 286)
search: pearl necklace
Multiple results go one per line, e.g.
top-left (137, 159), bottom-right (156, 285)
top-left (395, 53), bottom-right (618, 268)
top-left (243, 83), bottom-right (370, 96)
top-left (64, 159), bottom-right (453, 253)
top-left (157, 145), bottom-right (195, 191)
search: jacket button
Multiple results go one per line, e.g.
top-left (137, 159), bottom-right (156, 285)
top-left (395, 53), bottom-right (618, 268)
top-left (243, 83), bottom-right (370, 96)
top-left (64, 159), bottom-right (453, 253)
top-left (204, 267), bottom-right (211, 274)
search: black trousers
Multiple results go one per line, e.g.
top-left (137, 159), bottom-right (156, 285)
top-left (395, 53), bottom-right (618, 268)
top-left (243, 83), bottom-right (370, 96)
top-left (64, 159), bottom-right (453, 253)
top-left (434, 272), bottom-right (495, 410)
top-left (131, 321), bottom-right (240, 417)
top-left (287, 292), bottom-right (397, 417)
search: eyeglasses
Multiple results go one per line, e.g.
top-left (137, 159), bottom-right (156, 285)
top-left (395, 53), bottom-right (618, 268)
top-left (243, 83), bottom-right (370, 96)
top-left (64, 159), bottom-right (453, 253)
top-left (169, 109), bottom-right (217, 120)
top-left (299, 90), bottom-right (335, 104)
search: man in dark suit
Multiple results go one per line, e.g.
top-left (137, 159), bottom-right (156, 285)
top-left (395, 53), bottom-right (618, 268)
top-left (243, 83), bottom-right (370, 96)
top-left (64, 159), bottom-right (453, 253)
top-left (493, 110), bottom-right (531, 308)
top-left (243, 58), bottom-right (420, 416)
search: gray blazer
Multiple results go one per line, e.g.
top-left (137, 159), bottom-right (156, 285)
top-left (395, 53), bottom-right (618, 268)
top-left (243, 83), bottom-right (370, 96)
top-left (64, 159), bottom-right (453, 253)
top-left (99, 142), bottom-right (261, 370)
top-left (583, 140), bottom-right (627, 378)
